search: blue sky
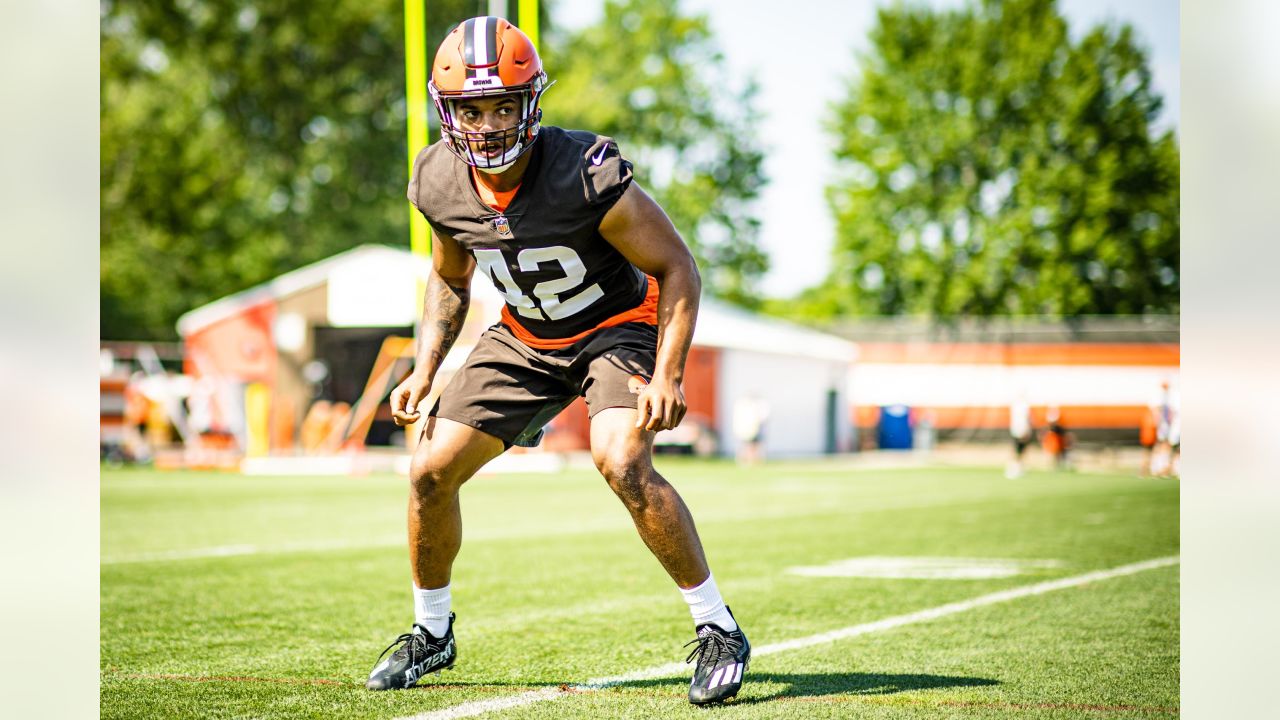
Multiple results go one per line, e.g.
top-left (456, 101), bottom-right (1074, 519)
top-left (550, 0), bottom-right (1180, 297)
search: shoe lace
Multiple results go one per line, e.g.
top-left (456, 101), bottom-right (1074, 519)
top-left (683, 628), bottom-right (733, 670)
top-left (378, 630), bottom-right (427, 665)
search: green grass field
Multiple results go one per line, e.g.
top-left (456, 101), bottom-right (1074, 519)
top-left (101, 459), bottom-right (1178, 719)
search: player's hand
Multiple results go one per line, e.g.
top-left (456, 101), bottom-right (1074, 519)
top-left (390, 371), bottom-right (434, 427)
top-left (635, 376), bottom-right (686, 432)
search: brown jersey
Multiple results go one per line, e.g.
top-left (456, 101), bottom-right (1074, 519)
top-left (407, 126), bottom-right (657, 349)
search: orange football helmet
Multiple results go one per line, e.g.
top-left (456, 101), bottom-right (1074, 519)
top-left (429, 16), bottom-right (552, 171)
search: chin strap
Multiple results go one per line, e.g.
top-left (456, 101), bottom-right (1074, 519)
top-left (476, 162), bottom-right (516, 175)
top-left (474, 143), bottom-right (523, 173)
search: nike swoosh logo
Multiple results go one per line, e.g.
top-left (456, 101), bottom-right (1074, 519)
top-left (591, 144), bottom-right (609, 165)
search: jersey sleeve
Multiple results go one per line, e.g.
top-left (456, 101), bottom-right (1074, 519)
top-left (580, 136), bottom-right (633, 210)
top-left (406, 144), bottom-right (433, 215)
top-left (406, 143), bottom-right (459, 240)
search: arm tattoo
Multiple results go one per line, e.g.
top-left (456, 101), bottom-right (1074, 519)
top-left (421, 271), bottom-right (470, 372)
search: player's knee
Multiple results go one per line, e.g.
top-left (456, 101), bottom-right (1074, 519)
top-left (409, 455), bottom-right (465, 499)
top-left (595, 449), bottom-right (655, 506)
top-left (594, 444), bottom-right (638, 480)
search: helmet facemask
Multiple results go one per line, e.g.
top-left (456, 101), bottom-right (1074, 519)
top-left (430, 74), bottom-right (552, 173)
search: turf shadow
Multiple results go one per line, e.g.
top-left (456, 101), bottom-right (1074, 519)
top-left (615, 671), bottom-right (999, 705)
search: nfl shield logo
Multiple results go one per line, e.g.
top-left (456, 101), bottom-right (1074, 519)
top-left (492, 215), bottom-right (511, 236)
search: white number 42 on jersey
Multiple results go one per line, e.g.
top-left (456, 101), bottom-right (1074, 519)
top-left (473, 246), bottom-right (605, 321)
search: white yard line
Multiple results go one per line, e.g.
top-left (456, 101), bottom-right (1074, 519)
top-left (396, 555), bottom-right (1180, 720)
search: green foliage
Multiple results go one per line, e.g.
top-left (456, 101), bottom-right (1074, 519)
top-left (101, 0), bottom-right (770, 340)
top-left (101, 0), bottom-right (476, 340)
top-left (543, 0), bottom-right (769, 307)
top-left (804, 0), bottom-right (1178, 320)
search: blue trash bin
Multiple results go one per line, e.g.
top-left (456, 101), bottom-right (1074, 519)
top-left (878, 404), bottom-right (913, 449)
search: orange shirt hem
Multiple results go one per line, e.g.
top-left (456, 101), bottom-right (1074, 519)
top-left (500, 274), bottom-right (659, 350)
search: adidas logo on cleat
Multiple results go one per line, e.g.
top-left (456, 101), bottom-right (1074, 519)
top-left (705, 661), bottom-right (744, 689)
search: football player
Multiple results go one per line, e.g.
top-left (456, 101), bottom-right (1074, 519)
top-left (364, 16), bottom-right (749, 706)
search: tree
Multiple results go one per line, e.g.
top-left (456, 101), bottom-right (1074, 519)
top-left (797, 0), bottom-right (1178, 320)
top-left (101, 0), bottom-right (476, 339)
top-left (101, 0), bottom-right (767, 340)
top-left (543, 0), bottom-right (769, 306)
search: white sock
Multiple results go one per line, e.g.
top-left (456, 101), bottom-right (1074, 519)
top-left (680, 573), bottom-right (737, 631)
top-left (413, 583), bottom-right (452, 637)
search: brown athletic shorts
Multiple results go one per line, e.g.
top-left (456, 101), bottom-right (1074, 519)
top-left (430, 322), bottom-right (657, 448)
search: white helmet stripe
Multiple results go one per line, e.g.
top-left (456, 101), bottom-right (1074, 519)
top-left (472, 17), bottom-right (488, 65)
top-left (478, 17), bottom-right (500, 78)
top-left (473, 18), bottom-right (489, 78)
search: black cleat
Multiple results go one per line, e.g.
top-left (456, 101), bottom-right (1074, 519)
top-left (366, 613), bottom-right (457, 690)
top-left (684, 608), bottom-right (750, 705)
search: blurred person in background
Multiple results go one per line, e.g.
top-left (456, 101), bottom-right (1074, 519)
top-left (1043, 406), bottom-right (1073, 470)
top-left (364, 17), bottom-right (748, 706)
top-left (1166, 408), bottom-right (1180, 478)
top-left (1006, 392), bottom-right (1033, 479)
top-left (1151, 380), bottom-right (1179, 477)
top-left (732, 393), bottom-right (769, 465)
top-left (1139, 401), bottom-right (1159, 476)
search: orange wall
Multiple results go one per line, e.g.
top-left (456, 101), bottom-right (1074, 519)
top-left (856, 404), bottom-right (1153, 430)
top-left (543, 345), bottom-right (722, 451)
top-left (856, 342), bottom-right (1179, 366)
top-left (851, 341), bottom-right (1177, 432)
top-left (183, 300), bottom-right (277, 384)
top-left (682, 345), bottom-right (720, 428)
